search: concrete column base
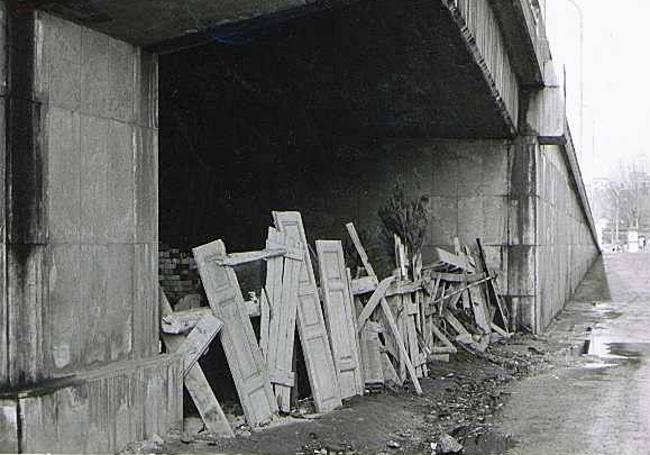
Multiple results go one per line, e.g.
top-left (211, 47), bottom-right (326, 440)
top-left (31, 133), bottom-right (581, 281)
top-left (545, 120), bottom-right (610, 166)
top-left (0, 354), bottom-right (182, 454)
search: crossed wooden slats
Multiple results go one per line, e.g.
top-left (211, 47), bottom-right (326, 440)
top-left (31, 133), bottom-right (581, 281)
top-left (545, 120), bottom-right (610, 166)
top-left (159, 289), bottom-right (234, 437)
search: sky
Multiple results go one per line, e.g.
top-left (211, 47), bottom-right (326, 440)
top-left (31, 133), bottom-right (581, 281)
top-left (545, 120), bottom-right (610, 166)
top-left (545, 0), bottom-right (650, 182)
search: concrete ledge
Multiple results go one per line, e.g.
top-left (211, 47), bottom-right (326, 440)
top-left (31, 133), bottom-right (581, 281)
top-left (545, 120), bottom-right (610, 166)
top-left (0, 354), bottom-right (182, 454)
top-left (526, 64), bottom-right (566, 140)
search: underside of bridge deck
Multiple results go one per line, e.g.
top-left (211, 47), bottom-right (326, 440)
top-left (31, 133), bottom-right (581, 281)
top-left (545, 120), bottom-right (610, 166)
top-left (0, 1), bottom-right (600, 452)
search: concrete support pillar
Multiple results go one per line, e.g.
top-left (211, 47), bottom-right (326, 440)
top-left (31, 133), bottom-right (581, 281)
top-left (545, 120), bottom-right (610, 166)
top-left (508, 134), bottom-right (539, 333)
top-left (0, 9), bottom-right (181, 453)
top-left (509, 61), bottom-right (600, 334)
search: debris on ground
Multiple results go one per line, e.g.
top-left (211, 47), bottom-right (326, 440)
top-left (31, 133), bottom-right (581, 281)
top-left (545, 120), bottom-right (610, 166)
top-left (386, 440), bottom-right (401, 449)
top-left (157, 209), bottom-right (568, 455)
top-left (435, 434), bottom-right (463, 454)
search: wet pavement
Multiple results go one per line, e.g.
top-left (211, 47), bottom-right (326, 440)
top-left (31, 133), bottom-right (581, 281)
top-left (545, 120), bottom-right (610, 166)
top-left (498, 253), bottom-right (650, 455)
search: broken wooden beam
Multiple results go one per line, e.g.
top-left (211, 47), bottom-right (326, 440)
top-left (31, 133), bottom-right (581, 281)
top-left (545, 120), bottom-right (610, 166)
top-left (176, 314), bottom-right (223, 375)
top-left (357, 277), bottom-right (395, 333)
top-left (160, 289), bottom-right (234, 438)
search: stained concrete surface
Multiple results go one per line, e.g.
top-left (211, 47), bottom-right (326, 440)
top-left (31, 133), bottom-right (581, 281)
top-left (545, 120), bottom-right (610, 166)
top-left (498, 253), bottom-right (650, 454)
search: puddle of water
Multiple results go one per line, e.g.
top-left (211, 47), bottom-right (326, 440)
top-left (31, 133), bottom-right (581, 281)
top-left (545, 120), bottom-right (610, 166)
top-left (583, 338), bottom-right (650, 369)
top-left (600, 311), bottom-right (624, 320)
top-left (450, 427), bottom-right (516, 455)
top-left (582, 362), bottom-right (618, 370)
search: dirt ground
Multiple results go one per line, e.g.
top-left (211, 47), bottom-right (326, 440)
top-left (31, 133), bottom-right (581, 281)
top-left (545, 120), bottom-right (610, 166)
top-left (122, 253), bottom-right (650, 455)
top-left (150, 333), bottom-right (574, 455)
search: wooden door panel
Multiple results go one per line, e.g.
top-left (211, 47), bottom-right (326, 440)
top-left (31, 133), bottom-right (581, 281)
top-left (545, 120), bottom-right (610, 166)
top-left (193, 240), bottom-right (277, 426)
top-left (317, 240), bottom-right (363, 399)
top-left (273, 212), bottom-right (342, 412)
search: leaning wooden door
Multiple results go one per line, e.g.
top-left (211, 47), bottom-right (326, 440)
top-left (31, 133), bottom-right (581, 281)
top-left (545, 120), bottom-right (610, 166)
top-left (273, 212), bottom-right (342, 412)
top-left (316, 240), bottom-right (364, 399)
top-left (193, 240), bottom-right (277, 426)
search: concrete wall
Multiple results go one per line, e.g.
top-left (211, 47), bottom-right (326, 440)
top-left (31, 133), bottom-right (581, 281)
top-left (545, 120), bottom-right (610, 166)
top-left (0, 0), bottom-right (8, 390)
top-left (536, 143), bottom-right (598, 329)
top-left (159, 136), bottom-right (512, 299)
top-left (159, 132), bottom-right (599, 334)
top-left (13, 11), bottom-right (160, 381)
top-left (1, 9), bottom-right (181, 453)
top-left (305, 139), bottom-right (512, 290)
top-left (0, 356), bottom-right (182, 454)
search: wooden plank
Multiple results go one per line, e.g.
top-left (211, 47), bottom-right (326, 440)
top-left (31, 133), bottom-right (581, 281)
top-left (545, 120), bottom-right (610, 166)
top-left (316, 240), bottom-right (364, 399)
top-left (356, 277), bottom-right (394, 332)
top-left (389, 280), bottom-right (424, 297)
top-left (346, 267), bottom-right (364, 395)
top-left (350, 276), bottom-right (378, 295)
top-left (264, 228), bottom-right (285, 304)
top-left (265, 228), bottom-right (301, 413)
top-left (431, 323), bottom-right (458, 354)
top-left (428, 277), bottom-right (493, 308)
top-left (259, 289), bottom-right (270, 358)
top-left (193, 240), bottom-right (277, 427)
top-left (183, 368), bottom-right (234, 437)
top-left (423, 276), bottom-right (441, 347)
top-left (159, 289), bottom-right (233, 437)
top-left (161, 307), bottom-right (212, 335)
top-left (351, 277), bottom-right (423, 297)
top-left (345, 222), bottom-right (378, 277)
top-left (273, 212), bottom-right (342, 412)
top-left (468, 285), bottom-right (492, 335)
top-left (381, 351), bottom-right (402, 386)
top-left (426, 271), bottom-right (487, 283)
top-left (434, 247), bottom-right (476, 273)
top-left (346, 223), bottom-right (422, 395)
top-left (176, 314), bottom-right (223, 375)
top-left (491, 322), bottom-right (510, 338)
top-left (429, 354), bottom-right (450, 363)
top-left (360, 322), bottom-right (384, 385)
top-left (394, 235), bottom-right (408, 279)
top-left (379, 297), bottom-right (423, 395)
top-left (264, 226), bottom-right (284, 360)
top-left (476, 238), bottom-right (510, 333)
top-left (161, 299), bottom-right (262, 335)
top-left (403, 294), bottom-right (421, 378)
top-left (218, 248), bottom-right (288, 267)
top-left (397, 297), bottom-right (407, 381)
top-left (245, 299), bottom-right (261, 318)
top-left (444, 311), bottom-right (471, 336)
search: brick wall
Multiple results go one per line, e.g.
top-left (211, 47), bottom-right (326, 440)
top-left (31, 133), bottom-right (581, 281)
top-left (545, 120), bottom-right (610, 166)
top-left (158, 244), bottom-right (206, 307)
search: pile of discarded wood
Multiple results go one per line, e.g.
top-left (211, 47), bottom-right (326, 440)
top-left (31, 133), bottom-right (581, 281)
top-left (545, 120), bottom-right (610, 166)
top-left (159, 211), bottom-right (511, 435)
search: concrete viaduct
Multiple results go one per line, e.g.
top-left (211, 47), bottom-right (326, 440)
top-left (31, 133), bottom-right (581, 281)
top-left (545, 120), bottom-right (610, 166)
top-left (0, 0), bottom-right (599, 452)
